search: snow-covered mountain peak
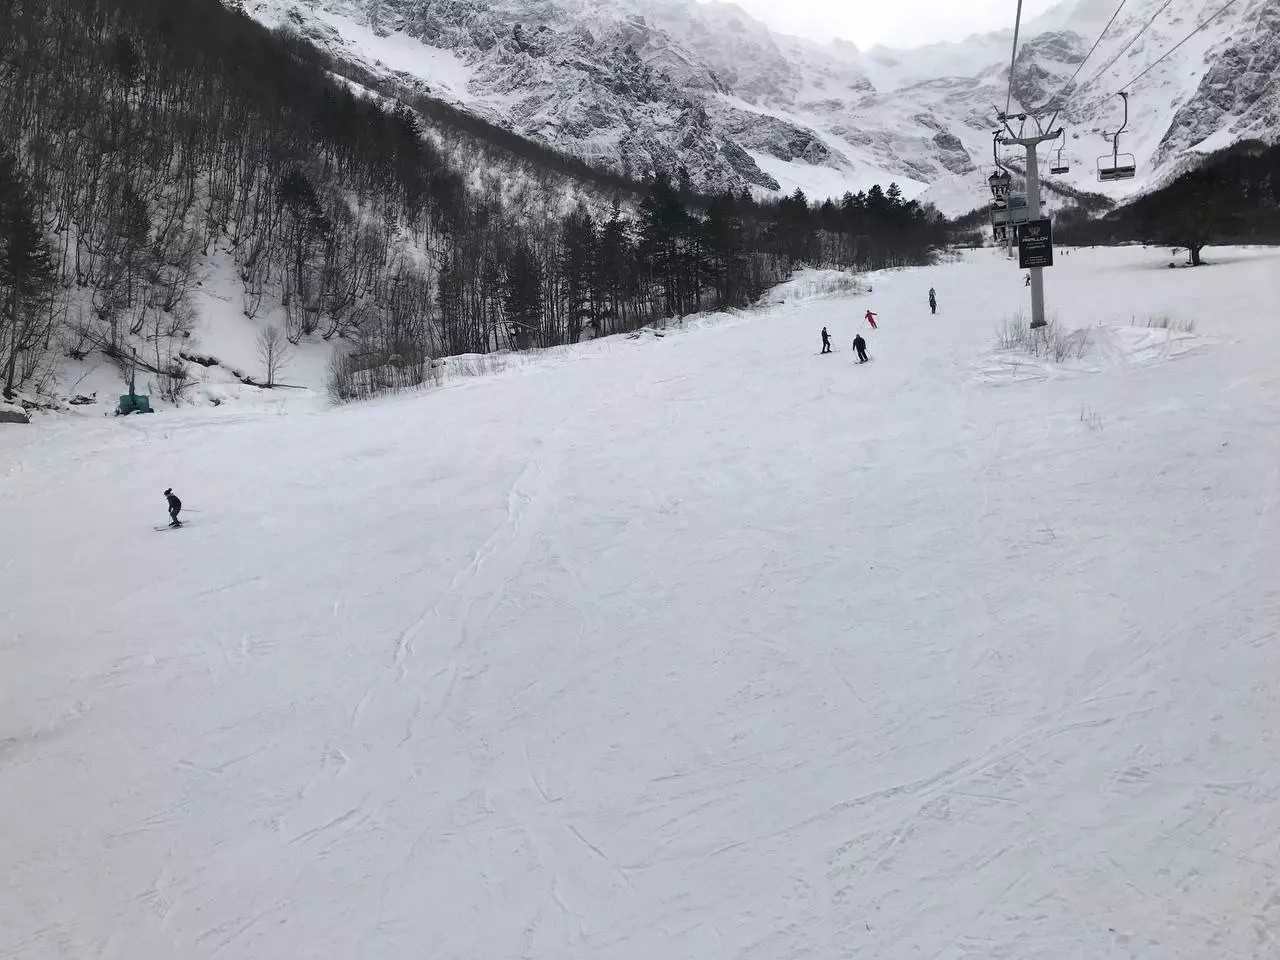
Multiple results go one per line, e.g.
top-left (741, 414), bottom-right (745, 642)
top-left (248, 0), bottom-right (1279, 214)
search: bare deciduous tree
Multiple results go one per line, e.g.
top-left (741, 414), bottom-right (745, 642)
top-left (257, 324), bottom-right (293, 388)
top-left (0, 0), bottom-right (942, 405)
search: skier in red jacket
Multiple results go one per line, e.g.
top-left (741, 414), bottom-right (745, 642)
top-left (864, 310), bottom-right (878, 329)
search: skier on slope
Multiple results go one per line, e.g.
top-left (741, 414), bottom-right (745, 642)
top-left (864, 310), bottom-right (878, 329)
top-left (164, 488), bottom-right (182, 527)
top-left (852, 333), bottom-right (869, 363)
top-left (821, 326), bottom-right (832, 354)
top-left (928, 287), bottom-right (937, 314)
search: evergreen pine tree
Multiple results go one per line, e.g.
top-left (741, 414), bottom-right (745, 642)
top-left (503, 241), bottom-right (543, 349)
top-left (0, 152), bottom-right (58, 398)
top-left (703, 190), bottom-right (747, 306)
top-left (638, 171), bottom-right (689, 315)
top-left (560, 204), bottom-right (597, 342)
top-left (594, 200), bottom-right (632, 333)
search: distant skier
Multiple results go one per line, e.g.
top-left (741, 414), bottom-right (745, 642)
top-left (864, 310), bottom-right (878, 329)
top-left (852, 334), bottom-right (869, 363)
top-left (821, 326), bottom-right (832, 354)
top-left (164, 488), bottom-right (182, 527)
top-left (928, 287), bottom-right (937, 314)
top-left (1024, 273), bottom-right (1032, 287)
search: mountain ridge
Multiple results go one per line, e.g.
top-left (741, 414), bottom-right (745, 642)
top-left (248, 0), bottom-right (1279, 215)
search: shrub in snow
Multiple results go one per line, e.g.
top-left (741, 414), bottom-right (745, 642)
top-left (769, 271), bottom-right (870, 305)
top-left (155, 362), bottom-right (195, 403)
top-left (327, 345), bottom-right (439, 403)
top-left (1139, 313), bottom-right (1195, 334)
top-left (446, 354), bottom-right (508, 380)
top-left (995, 313), bottom-right (1091, 363)
top-left (1080, 404), bottom-right (1104, 431)
top-left (996, 313), bottom-right (1030, 351)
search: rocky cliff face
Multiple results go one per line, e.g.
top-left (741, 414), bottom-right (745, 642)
top-left (248, 0), bottom-right (1280, 213)
top-left (1149, 0), bottom-right (1280, 168)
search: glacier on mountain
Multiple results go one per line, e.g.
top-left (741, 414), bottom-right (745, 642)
top-left (247, 0), bottom-right (1280, 214)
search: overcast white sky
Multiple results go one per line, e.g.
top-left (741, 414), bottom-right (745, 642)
top-left (700, 0), bottom-right (1061, 49)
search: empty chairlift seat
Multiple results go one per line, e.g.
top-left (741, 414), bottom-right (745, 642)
top-left (1097, 154), bottom-right (1137, 181)
top-left (1097, 92), bottom-right (1136, 182)
top-left (1050, 132), bottom-right (1069, 175)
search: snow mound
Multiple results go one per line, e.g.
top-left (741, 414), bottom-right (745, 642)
top-left (1091, 325), bottom-right (1212, 367)
top-left (762, 269), bottom-right (869, 306)
top-left (0, 401), bottom-right (30, 424)
top-left (979, 320), bottom-right (1213, 384)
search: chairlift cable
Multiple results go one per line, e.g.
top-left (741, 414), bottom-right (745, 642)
top-left (1081, 0), bottom-right (1175, 92)
top-left (1043, 0), bottom-right (1131, 128)
top-left (1004, 0), bottom-right (1026, 118)
top-left (1119, 0), bottom-right (1241, 92)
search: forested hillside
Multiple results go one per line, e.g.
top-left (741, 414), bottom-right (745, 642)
top-left (1054, 142), bottom-right (1280, 264)
top-left (0, 0), bottom-right (944, 405)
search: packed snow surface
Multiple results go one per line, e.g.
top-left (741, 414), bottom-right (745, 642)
top-left (4, 246), bottom-right (1280, 958)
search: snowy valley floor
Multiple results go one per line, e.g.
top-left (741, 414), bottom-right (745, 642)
top-left (3, 246), bottom-right (1280, 959)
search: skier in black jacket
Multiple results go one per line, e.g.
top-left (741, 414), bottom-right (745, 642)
top-left (821, 326), bottom-right (832, 354)
top-left (852, 334), bottom-right (869, 363)
top-left (164, 488), bottom-right (182, 527)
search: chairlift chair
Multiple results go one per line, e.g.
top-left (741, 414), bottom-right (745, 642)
top-left (1050, 130), bottom-right (1069, 176)
top-left (1097, 154), bottom-right (1136, 181)
top-left (987, 131), bottom-right (1013, 197)
top-left (1097, 92), bottom-right (1137, 182)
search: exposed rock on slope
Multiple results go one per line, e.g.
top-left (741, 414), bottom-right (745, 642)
top-left (249, 0), bottom-right (1280, 212)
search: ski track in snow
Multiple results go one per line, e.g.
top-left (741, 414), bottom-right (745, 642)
top-left (3, 246), bottom-right (1280, 958)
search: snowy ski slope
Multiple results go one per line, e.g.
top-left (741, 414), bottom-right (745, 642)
top-left (4, 246), bottom-right (1280, 958)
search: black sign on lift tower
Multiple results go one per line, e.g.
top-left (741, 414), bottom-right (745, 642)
top-left (1018, 218), bottom-right (1054, 269)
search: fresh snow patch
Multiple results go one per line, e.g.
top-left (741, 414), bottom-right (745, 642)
top-left (253, 0), bottom-right (475, 100)
top-left (748, 149), bottom-right (928, 204)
